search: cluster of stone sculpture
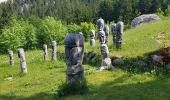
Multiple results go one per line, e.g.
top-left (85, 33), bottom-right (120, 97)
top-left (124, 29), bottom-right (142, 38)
top-left (97, 18), bottom-right (115, 71)
top-left (7, 41), bottom-right (58, 73)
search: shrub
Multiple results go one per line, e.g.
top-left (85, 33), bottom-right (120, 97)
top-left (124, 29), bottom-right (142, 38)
top-left (36, 16), bottom-right (67, 46)
top-left (80, 22), bottom-right (96, 41)
top-left (67, 23), bottom-right (82, 33)
top-left (56, 79), bottom-right (88, 97)
top-left (0, 18), bottom-right (26, 52)
top-left (23, 22), bottom-right (37, 50)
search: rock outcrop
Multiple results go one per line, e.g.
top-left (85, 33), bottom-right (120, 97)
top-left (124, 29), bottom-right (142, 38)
top-left (131, 14), bottom-right (160, 28)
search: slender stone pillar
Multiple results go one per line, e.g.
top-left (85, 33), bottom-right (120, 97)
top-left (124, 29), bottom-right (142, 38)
top-left (104, 25), bottom-right (109, 45)
top-left (8, 50), bottom-right (14, 66)
top-left (43, 44), bottom-right (48, 61)
top-left (90, 30), bottom-right (95, 47)
top-left (115, 21), bottom-right (124, 48)
top-left (64, 33), bottom-right (84, 84)
top-left (111, 23), bottom-right (117, 45)
top-left (52, 41), bottom-right (57, 61)
top-left (18, 48), bottom-right (27, 73)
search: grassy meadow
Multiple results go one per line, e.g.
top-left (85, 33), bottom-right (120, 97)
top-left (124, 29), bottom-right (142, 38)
top-left (1, 18), bottom-right (170, 100)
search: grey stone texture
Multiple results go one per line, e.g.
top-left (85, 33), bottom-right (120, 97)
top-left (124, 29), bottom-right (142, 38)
top-left (115, 21), bottom-right (124, 48)
top-left (131, 14), bottom-right (160, 28)
top-left (64, 33), bottom-right (84, 84)
top-left (52, 41), bottom-right (57, 61)
top-left (18, 48), bottom-right (27, 73)
top-left (8, 50), bottom-right (14, 66)
top-left (90, 30), bottom-right (95, 47)
top-left (111, 24), bottom-right (117, 44)
top-left (43, 44), bottom-right (48, 61)
top-left (104, 25), bottom-right (109, 45)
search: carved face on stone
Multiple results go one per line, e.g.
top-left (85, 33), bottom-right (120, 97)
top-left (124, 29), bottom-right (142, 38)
top-left (18, 48), bottom-right (24, 58)
top-left (65, 33), bottom-right (84, 67)
top-left (97, 18), bottom-right (105, 31)
top-left (101, 44), bottom-right (109, 59)
top-left (90, 30), bottom-right (95, 39)
top-left (111, 24), bottom-right (117, 34)
top-left (98, 30), bottom-right (105, 44)
top-left (116, 21), bottom-right (124, 34)
top-left (104, 25), bottom-right (109, 37)
top-left (52, 41), bottom-right (56, 50)
top-left (8, 50), bottom-right (13, 56)
top-left (64, 33), bottom-right (84, 84)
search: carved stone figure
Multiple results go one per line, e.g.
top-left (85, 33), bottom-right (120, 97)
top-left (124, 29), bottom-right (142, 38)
top-left (90, 30), bottom-right (95, 46)
top-left (64, 33), bottom-right (84, 84)
top-left (43, 44), bottom-right (48, 61)
top-left (18, 48), bottom-right (27, 73)
top-left (97, 18), bottom-right (105, 31)
top-left (99, 44), bottom-right (115, 71)
top-left (115, 21), bottom-right (124, 48)
top-left (111, 23), bottom-right (117, 44)
top-left (97, 18), bottom-right (115, 71)
top-left (52, 41), bottom-right (57, 61)
top-left (98, 30), bottom-right (106, 44)
top-left (8, 50), bottom-right (14, 66)
top-left (104, 25), bottom-right (109, 45)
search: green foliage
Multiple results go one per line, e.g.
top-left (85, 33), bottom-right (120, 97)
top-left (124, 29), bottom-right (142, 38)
top-left (23, 22), bottom-right (37, 50)
top-left (80, 22), bottom-right (96, 41)
top-left (165, 5), bottom-right (170, 16)
top-left (0, 18), bottom-right (25, 52)
top-left (36, 16), bottom-right (67, 46)
top-left (57, 80), bottom-right (88, 97)
top-left (67, 23), bottom-right (82, 33)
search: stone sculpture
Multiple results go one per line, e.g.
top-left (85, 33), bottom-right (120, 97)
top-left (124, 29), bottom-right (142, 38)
top-left (8, 50), bottom-right (14, 66)
top-left (52, 41), bottom-right (57, 61)
top-left (115, 21), bottom-right (124, 48)
top-left (18, 48), bottom-right (27, 73)
top-left (90, 30), bottom-right (95, 47)
top-left (43, 44), bottom-right (48, 61)
top-left (64, 33), bottom-right (84, 84)
top-left (97, 18), bottom-right (105, 31)
top-left (104, 25), bottom-right (109, 45)
top-left (111, 23), bottom-right (117, 44)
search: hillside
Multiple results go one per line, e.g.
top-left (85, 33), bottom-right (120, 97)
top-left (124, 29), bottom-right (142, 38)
top-left (0, 18), bottom-right (170, 100)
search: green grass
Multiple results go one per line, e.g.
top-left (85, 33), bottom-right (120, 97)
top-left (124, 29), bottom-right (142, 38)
top-left (1, 18), bottom-right (170, 100)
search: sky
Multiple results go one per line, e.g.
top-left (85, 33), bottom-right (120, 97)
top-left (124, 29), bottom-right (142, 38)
top-left (0, 0), bottom-right (7, 3)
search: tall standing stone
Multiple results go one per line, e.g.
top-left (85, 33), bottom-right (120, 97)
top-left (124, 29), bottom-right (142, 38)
top-left (43, 44), bottom-right (48, 61)
top-left (8, 50), bottom-right (14, 66)
top-left (104, 25), bottom-right (109, 45)
top-left (52, 41), bottom-right (57, 61)
top-left (115, 21), bottom-right (124, 48)
top-left (111, 23), bottom-right (117, 45)
top-left (90, 30), bottom-right (95, 47)
top-left (18, 48), bottom-right (27, 73)
top-left (64, 33), bottom-right (84, 84)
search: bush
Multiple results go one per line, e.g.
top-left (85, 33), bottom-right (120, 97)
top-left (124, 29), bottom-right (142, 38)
top-left (23, 22), bottom-right (37, 50)
top-left (56, 79), bottom-right (88, 97)
top-left (67, 23), bottom-right (82, 33)
top-left (0, 18), bottom-right (26, 52)
top-left (36, 16), bottom-right (67, 46)
top-left (80, 22), bottom-right (96, 41)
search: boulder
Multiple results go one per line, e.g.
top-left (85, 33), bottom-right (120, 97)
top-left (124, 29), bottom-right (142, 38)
top-left (131, 14), bottom-right (160, 28)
